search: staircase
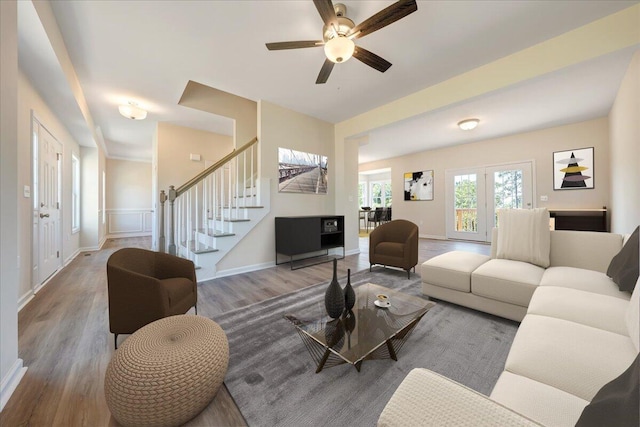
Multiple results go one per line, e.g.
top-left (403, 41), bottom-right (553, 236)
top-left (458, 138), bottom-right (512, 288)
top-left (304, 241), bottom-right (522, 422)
top-left (159, 138), bottom-right (269, 281)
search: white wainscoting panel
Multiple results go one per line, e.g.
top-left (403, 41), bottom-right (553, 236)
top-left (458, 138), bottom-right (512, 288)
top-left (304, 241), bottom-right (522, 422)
top-left (106, 209), bottom-right (153, 238)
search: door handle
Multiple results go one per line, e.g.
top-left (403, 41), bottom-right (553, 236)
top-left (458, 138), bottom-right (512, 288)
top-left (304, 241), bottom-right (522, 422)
top-left (40, 213), bottom-right (50, 218)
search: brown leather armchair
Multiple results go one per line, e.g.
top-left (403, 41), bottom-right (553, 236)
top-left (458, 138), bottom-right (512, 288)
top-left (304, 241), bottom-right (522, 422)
top-left (369, 219), bottom-right (419, 279)
top-left (107, 248), bottom-right (198, 348)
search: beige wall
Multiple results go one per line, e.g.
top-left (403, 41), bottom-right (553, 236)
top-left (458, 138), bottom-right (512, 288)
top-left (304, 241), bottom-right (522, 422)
top-left (609, 51), bottom-right (640, 234)
top-left (1, 0), bottom-right (20, 399)
top-left (216, 100), bottom-right (335, 271)
top-left (17, 70), bottom-right (83, 301)
top-left (156, 122), bottom-right (234, 196)
top-left (359, 118), bottom-right (610, 239)
top-left (178, 81), bottom-right (257, 148)
top-left (106, 159), bottom-right (151, 210)
top-left (155, 122), bottom-right (234, 248)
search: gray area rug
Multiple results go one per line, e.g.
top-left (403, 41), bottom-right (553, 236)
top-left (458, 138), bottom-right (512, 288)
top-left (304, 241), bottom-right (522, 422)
top-left (212, 268), bottom-right (519, 426)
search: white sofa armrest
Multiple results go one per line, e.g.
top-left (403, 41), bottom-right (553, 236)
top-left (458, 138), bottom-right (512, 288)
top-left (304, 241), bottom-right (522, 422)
top-left (378, 369), bottom-right (541, 427)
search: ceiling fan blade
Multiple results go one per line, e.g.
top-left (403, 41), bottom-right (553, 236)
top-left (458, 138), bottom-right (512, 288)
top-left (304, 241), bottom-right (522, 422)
top-left (316, 59), bottom-right (335, 84)
top-left (266, 41), bottom-right (323, 50)
top-left (313, 0), bottom-right (338, 29)
top-left (347, 0), bottom-right (417, 40)
top-left (353, 46), bottom-right (392, 73)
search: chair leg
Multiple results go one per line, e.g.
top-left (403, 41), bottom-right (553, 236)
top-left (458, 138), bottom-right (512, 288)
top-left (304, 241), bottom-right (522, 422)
top-left (194, 304), bottom-right (198, 315)
top-left (369, 264), bottom-right (372, 272)
top-left (407, 269), bottom-right (411, 279)
top-left (114, 334), bottom-right (118, 350)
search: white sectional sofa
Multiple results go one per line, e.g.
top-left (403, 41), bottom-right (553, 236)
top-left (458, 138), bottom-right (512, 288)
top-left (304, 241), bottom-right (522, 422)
top-left (378, 227), bottom-right (639, 426)
top-left (421, 229), bottom-right (631, 321)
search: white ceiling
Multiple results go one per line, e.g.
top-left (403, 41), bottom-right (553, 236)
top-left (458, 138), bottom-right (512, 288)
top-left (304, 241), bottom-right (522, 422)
top-left (17, 1), bottom-right (639, 162)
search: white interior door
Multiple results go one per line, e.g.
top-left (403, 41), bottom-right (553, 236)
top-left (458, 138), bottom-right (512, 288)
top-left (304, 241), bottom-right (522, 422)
top-left (446, 161), bottom-right (534, 242)
top-left (445, 168), bottom-right (487, 241)
top-left (35, 121), bottom-right (62, 285)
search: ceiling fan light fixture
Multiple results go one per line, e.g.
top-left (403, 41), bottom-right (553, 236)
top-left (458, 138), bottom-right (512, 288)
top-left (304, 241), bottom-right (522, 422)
top-left (458, 118), bottom-right (479, 131)
top-left (324, 36), bottom-right (355, 63)
top-left (118, 102), bottom-right (147, 120)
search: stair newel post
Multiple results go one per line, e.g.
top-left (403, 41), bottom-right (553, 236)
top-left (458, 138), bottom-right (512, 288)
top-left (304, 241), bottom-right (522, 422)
top-left (168, 185), bottom-right (177, 256)
top-left (159, 190), bottom-right (167, 253)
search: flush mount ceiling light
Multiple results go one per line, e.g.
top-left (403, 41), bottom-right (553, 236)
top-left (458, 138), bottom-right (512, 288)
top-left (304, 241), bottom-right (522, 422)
top-left (118, 102), bottom-right (147, 120)
top-left (458, 118), bottom-right (479, 131)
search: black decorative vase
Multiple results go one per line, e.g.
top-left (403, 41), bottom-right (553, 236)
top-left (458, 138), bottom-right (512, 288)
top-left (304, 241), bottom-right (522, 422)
top-left (344, 268), bottom-right (355, 310)
top-left (324, 259), bottom-right (345, 319)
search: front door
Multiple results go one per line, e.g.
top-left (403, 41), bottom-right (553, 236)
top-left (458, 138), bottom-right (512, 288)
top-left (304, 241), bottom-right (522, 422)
top-left (34, 120), bottom-right (62, 286)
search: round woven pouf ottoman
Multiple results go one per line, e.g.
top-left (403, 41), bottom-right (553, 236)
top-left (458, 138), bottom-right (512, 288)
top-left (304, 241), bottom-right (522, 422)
top-left (104, 315), bottom-right (229, 427)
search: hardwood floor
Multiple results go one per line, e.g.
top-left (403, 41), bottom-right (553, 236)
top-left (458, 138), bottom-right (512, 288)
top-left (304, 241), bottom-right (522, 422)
top-left (1, 235), bottom-right (489, 427)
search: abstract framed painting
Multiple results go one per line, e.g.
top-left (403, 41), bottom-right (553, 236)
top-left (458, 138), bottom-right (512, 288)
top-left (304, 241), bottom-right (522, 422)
top-left (404, 170), bottom-right (433, 201)
top-left (553, 147), bottom-right (594, 190)
top-left (278, 147), bottom-right (328, 194)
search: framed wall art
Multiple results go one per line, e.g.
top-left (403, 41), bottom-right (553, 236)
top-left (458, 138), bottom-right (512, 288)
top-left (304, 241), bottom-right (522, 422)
top-left (278, 147), bottom-right (328, 194)
top-left (404, 170), bottom-right (433, 201)
top-left (553, 147), bottom-right (594, 190)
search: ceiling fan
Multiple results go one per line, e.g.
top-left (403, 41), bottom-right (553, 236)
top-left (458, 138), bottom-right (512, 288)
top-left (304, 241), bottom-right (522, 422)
top-left (266, 0), bottom-right (418, 84)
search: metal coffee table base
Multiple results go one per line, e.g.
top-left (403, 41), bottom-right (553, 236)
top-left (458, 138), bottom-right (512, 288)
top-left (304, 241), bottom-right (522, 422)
top-left (295, 312), bottom-right (425, 373)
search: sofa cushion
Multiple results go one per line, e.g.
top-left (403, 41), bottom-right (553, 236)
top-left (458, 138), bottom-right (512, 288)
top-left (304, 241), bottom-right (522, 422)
top-left (490, 371), bottom-right (589, 427)
top-left (626, 279), bottom-right (640, 352)
top-left (496, 208), bottom-right (550, 268)
top-left (550, 230), bottom-right (623, 273)
top-left (377, 369), bottom-right (540, 427)
top-left (472, 259), bottom-right (544, 307)
top-left (575, 353), bottom-right (639, 427)
top-left (527, 286), bottom-right (629, 336)
top-left (540, 266), bottom-right (630, 300)
top-left (504, 314), bottom-right (637, 401)
top-left (421, 251), bottom-right (491, 292)
top-left (606, 226), bottom-right (639, 292)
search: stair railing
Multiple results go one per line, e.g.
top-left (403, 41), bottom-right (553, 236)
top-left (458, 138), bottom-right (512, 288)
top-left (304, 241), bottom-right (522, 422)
top-left (159, 137), bottom-right (258, 256)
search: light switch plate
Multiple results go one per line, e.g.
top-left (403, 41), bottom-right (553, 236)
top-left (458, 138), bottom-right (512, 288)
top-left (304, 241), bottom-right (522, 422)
top-left (23, 185), bottom-right (30, 198)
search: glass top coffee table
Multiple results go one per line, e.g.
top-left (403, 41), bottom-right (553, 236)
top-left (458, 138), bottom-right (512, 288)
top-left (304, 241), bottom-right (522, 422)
top-left (285, 283), bottom-right (436, 373)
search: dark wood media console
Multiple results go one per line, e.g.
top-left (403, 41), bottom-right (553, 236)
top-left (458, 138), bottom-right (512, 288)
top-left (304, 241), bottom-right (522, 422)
top-left (549, 208), bottom-right (608, 232)
top-left (275, 216), bottom-right (345, 269)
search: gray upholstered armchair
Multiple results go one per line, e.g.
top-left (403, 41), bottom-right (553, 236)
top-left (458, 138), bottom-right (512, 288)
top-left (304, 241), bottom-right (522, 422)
top-left (369, 219), bottom-right (419, 279)
top-left (106, 248), bottom-right (198, 348)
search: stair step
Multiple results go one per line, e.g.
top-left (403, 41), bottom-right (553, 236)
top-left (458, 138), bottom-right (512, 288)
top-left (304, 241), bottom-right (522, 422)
top-left (214, 217), bottom-right (251, 223)
top-left (197, 228), bottom-right (235, 238)
top-left (182, 242), bottom-right (219, 254)
top-left (220, 205), bottom-right (264, 209)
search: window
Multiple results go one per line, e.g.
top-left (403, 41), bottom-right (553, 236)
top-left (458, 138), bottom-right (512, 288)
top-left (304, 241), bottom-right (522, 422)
top-left (102, 170), bottom-right (106, 224)
top-left (369, 181), bottom-right (392, 208)
top-left (71, 154), bottom-right (80, 233)
top-left (358, 182), bottom-right (367, 207)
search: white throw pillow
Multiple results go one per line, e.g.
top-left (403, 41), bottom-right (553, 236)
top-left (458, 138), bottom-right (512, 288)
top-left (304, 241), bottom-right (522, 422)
top-left (496, 208), bottom-right (551, 268)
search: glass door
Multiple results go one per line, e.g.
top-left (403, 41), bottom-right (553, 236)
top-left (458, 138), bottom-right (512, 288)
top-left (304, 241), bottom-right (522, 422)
top-left (446, 162), bottom-right (533, 242)
top-left (486, 163), bottom-right (533, 238)
top-left (445, 168), bottom-right (487, 241)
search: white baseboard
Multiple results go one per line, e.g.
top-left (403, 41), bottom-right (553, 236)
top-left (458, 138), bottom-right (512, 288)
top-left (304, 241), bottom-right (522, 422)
top-left (0, 359), bottom-right (27, 412)
top-left (419, 234), bottom-right (447, 240)
top-left (17, 292), bottom-right (34, 312)
top-left (64, 249), bottom-right (80, 267)
top-left (212, 261), bottom-right (275, 280)
top-left (345, 248), bottom-right (361, 256)
top-left (105, 232), bottom-right (152, 239)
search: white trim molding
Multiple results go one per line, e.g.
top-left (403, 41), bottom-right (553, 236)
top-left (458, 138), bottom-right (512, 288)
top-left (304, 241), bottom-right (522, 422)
top-left (0, 359), bottom-right (27, 412)
top-left (105, 209), bottom-right (153, 238)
